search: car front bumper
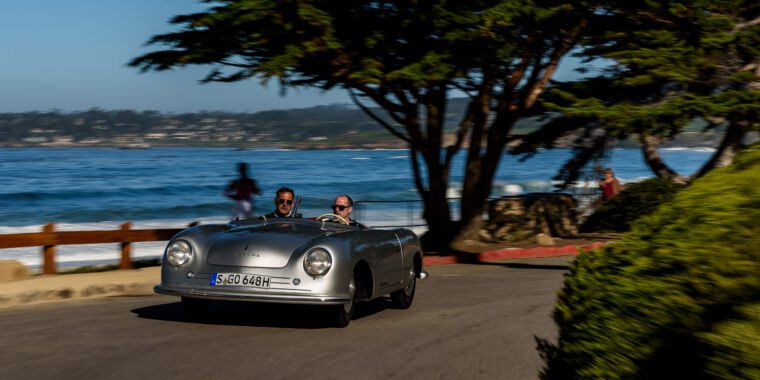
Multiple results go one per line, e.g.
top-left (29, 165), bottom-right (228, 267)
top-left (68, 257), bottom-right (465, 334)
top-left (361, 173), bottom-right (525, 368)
top-left (154, 284), bottom-right (352, 305)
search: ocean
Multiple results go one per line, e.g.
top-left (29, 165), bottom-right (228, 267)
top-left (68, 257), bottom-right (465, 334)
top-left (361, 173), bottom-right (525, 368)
top-left (0, 147), bottom-right (713, 268)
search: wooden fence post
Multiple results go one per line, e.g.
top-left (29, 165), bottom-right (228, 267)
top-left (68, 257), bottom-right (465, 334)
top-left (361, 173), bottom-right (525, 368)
top-left (42, 223), bottom-right (56, 275)
top-left (120, 222), bottom-right (133, 270)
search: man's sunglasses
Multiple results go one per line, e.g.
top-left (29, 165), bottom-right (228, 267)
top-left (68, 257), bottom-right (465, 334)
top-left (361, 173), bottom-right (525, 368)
top-left (277, 199), bottom-right (293, 205)
top-left (331, 204), bottom-right (350, 211)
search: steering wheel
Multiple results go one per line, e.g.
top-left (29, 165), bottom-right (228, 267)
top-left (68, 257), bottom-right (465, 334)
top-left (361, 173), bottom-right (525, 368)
top-left (317, 213), bottom-right (349, 225)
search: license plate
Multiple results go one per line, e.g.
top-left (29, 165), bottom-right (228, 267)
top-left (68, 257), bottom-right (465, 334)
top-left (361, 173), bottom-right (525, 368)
top-left (211, 273), bottom-right (271, 288)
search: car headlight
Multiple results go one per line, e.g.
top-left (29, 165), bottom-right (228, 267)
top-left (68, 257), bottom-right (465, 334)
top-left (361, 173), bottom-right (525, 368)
top-left (166, 239), bottom-right (192, 267)
top-left (303, 248), bottom-right (332, 277)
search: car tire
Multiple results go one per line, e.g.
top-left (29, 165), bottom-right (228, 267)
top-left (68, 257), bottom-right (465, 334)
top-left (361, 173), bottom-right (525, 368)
top-left (391, 269), bottom-right (416, 309)
top-left (334, 277), bottom-right (357, 328)
top-left (182, 297), bottom-right (210, 320)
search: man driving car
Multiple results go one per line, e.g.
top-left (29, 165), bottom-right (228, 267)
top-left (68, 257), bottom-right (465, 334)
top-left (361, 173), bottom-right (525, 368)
top-left (330, 194), bottom-right (355, 225)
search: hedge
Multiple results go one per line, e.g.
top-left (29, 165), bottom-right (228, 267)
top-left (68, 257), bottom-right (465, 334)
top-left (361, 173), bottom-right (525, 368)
top-left (581, 178), bottom-right (685, 232)
top-left (542, 145), bottom-right (760, 379)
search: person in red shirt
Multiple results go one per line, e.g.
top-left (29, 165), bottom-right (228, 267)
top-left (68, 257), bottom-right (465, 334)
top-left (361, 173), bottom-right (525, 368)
top-left (225, 162), bottom-right (261, 219)
top-left (599, 168), bottom-right (621, 201)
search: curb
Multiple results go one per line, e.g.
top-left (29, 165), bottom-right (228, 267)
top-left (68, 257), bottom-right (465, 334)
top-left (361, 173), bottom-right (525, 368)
top-left (0, 267), bottom-right (161, 310)
top-left (423, 242), bottom-right (606, 267)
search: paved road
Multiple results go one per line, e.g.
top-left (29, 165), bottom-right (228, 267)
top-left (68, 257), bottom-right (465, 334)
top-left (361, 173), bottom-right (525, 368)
top-left (0, 256), bottom-right (572, 379)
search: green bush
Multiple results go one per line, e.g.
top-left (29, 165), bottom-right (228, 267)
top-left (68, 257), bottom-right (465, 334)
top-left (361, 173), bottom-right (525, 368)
top-left (542, 146), bottom-right (760, 379)
top-left (581, 178), bottom-right (686, 232)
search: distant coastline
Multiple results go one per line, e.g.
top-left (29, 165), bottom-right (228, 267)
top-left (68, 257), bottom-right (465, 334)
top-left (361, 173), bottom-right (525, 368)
top-left (0, 103), bottom-right (730, 150)
top-left (0, 130), bottom-right (724, 150)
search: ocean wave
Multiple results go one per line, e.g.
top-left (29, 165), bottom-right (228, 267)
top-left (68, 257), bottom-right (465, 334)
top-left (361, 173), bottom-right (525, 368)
top-left (660, 147), bottom-right (716, 152)
top-left (0, 184), bottom-right (223, 202)
top-left (0, 201), bottom-right (233, 227)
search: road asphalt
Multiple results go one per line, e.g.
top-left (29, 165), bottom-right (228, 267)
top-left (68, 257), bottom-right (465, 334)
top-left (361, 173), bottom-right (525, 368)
top-left (0, 257), bottom-right (574, 379)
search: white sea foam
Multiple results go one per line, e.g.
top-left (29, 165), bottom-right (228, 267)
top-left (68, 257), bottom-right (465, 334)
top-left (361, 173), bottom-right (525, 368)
top-left (350, 157), bottom-right (371, 160)
top-left (502, 184), bottom-right (524, 194)
top-left (660, 147), bottom-right (716, 152)
top-left (446, 188), bottom-right (461, 198)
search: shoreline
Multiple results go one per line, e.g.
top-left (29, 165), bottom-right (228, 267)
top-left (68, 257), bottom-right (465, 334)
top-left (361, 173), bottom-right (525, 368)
top-left (0, 142), bottom-right (721, 150)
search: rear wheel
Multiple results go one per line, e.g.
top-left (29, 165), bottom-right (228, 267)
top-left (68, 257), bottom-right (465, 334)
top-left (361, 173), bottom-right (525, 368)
top-left (333, 277), bottom-right (356, 328)
top-left (181, 297), bottom-right (211, 320)
top-left (391, 268), bottom-right (416, 309)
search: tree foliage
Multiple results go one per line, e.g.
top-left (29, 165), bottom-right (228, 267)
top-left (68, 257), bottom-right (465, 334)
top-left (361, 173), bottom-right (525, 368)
top-left (580, 178), bottom-right (686, 232)
top-left (542, 144), bottom-right (760, 378)
top-left (516, 0), bottom-right (760, 185)
top-left (131, 0), bottom-right (599, 247)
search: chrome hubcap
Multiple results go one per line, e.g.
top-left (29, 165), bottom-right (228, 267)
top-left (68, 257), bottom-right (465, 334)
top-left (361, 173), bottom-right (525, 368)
top-left (405, 269), bottom-right (415, 295)
top-left (343, 279), bottom-right (356, 313)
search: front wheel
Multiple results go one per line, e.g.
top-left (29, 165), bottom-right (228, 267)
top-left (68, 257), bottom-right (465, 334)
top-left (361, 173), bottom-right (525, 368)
top-left (391, 269), bottom-right (416, 309)
top-left (333, 277), bottom-right (356, 328)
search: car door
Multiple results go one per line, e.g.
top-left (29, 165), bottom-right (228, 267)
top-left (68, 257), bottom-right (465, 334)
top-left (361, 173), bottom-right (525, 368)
top-left (355, 229), bottom-right (402, 291)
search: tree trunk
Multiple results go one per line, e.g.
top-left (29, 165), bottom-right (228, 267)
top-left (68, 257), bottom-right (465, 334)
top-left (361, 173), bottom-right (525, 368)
top-left (419, 186), bottom-right (455, 251)
top-left (414, 86), bottom-right (456, 252)
top-left (694, 121), bottom-right (749, 178)
top-left (640, 134), bottom-right (689, 184)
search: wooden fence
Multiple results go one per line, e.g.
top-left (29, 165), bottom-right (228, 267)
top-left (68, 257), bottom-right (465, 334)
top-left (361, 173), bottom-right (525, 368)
top-left (0, 222), bottom-right (188, 274)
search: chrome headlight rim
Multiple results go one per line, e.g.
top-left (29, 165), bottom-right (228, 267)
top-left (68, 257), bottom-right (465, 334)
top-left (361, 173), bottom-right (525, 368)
top-left (166, 239), bottom-right (193, 268)
top-left (303, 247), bottom-right (332, 277)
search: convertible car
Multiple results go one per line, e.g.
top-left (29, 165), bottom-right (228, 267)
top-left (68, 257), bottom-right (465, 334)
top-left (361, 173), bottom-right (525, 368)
top-left (155, 213), bottom-right (427, 327)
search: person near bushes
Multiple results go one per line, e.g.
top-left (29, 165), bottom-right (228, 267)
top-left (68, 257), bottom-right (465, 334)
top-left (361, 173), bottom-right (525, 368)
top-left (599, 168), bottom-right (621, 200)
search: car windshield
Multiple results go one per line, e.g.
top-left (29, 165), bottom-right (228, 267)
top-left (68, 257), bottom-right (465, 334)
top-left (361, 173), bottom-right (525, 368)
top-left (229, 216), bottom-right (364, 231)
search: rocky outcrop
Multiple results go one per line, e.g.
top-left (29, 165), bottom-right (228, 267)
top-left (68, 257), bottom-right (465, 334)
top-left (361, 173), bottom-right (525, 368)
top-left (483, 193), bottom-right (579, 242)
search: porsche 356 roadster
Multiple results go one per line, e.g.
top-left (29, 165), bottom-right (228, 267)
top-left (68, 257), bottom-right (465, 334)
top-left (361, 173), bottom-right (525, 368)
top-left (155, 214), bottom-right (426, 327)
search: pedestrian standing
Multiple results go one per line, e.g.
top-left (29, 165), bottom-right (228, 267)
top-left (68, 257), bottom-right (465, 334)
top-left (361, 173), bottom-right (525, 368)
top-left (225, 162), bottom-right (261, 219)
top-left (599, 168), bottom-right (621, 201)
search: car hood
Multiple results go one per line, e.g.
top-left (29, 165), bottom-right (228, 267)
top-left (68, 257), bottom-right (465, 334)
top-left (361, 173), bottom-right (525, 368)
top-left (206, 222), bottom-right (329, 268)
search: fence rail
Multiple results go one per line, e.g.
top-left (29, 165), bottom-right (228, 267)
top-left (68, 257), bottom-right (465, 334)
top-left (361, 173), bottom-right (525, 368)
top-left (0, 222), bottom-right (185, 275)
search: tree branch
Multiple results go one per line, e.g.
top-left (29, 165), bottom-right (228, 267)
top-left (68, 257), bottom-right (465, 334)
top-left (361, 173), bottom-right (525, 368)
top-left (214, 59), bottom-right (253, 69)
top-left (733, 15), bottom-right (760, 34)
top-left (522, 18), bottom-right (588, 110)
top-left (352, 84), bottom-right (407, 125)
top-left (409, 146), bottom-right (428, 197)
top-left (349, 91), bottom-right (411, 143)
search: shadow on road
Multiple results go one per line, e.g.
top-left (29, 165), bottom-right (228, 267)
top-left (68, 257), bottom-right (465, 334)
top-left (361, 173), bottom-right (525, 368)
top-left (476, 262), bottom-right (570, 271)
top-left (131, 297), bottom-right (395, 328)
top-left (431, 251), bottom-right (572, 271)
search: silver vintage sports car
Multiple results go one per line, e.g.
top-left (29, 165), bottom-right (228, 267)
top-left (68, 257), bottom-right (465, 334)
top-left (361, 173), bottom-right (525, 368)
top-left (155, 214), bottom-right (427, 327)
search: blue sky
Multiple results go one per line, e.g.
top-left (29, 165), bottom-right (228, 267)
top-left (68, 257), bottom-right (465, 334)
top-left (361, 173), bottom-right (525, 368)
top-left (1, 0), bottom-right (585, 114)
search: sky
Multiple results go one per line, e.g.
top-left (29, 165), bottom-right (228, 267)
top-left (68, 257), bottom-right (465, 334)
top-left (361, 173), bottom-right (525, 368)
top-left (1, 0), bottom-right (585, 114)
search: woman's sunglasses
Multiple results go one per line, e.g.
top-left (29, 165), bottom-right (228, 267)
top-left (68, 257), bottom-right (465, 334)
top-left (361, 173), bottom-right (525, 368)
top-left (277, 199), bottom-right (293, 205)
top-left (331, 204), bottom-right (350, 211)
